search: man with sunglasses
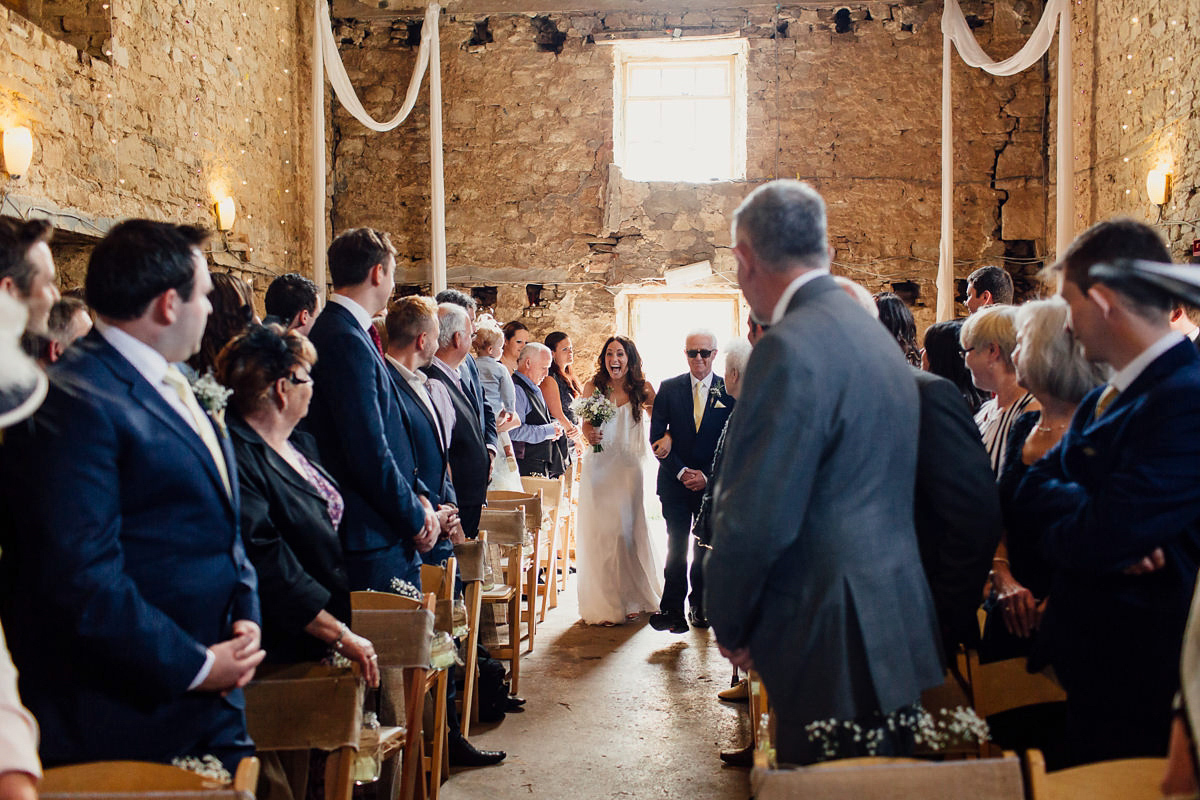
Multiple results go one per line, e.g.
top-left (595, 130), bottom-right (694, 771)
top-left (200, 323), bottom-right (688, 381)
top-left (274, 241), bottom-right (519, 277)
top-left (649, 330), bottom-right (734, 634)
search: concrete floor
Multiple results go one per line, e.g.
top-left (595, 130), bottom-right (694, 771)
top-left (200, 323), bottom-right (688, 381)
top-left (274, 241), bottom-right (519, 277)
top-left (442, 589), bottom-right (753, 800)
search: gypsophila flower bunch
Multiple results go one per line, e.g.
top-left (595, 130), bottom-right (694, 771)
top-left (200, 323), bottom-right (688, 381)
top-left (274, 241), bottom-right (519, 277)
top-left (388, 577), bottom-right (423, 601)
top-left (171, 755), bottom-right (232, 784)
top-left (804, 703), bottom-right (989, 760)
top-left (190, 370), bottom-right (231, 415)
top-left (571, 389), bottom-right (617, 453)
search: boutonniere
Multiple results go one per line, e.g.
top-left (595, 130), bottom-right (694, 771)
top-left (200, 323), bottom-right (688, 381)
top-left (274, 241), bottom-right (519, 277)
top-left (191, 371), bottom-right (231, 436)
top-left (708, 381), bottom-right (725, 405)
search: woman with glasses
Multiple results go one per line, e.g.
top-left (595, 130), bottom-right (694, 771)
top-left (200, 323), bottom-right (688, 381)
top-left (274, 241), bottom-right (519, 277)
top-left (215, 324), bottom-right (379, 684)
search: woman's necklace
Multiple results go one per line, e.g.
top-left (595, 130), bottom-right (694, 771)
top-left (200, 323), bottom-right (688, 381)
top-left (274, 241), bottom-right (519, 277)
top-left (1035, 421), bottom-right (1067, 433)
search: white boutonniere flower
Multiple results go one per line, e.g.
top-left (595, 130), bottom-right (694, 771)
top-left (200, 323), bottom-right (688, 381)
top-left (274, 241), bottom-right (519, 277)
top-left (709, 381), bottom-right (726, 409)
top-left (190, 371), bottom-right (231, 436)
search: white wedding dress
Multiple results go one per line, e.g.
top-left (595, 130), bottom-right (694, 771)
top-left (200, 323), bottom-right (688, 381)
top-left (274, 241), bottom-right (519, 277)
top-left (575, 403), bottom-right (663, 625)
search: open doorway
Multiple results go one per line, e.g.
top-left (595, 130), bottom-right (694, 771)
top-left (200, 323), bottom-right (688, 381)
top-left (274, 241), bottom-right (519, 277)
top-left (617, 288), bottom-right (748, 389)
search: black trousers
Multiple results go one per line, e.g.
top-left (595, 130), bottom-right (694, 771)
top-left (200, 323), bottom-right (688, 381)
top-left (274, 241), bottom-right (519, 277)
top-left (660, 493), bottom-right (704, 617)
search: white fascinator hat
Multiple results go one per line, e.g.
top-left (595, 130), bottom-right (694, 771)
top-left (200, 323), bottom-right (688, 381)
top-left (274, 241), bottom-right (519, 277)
top-left (0, 292), bottom-right (48, 429)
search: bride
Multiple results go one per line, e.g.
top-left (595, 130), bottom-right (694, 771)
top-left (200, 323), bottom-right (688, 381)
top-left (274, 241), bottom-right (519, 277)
top-left (575, 335), bottom-right (663, 626)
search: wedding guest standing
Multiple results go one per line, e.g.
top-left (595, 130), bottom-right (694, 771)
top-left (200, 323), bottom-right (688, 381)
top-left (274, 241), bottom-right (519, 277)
top-left (0, 218), bottom-right (59, 337)
top-left (499, 320), bottom-right (530, 373)
top-left (966, 265), bottom-right (1015, 313)
top-left (541, 331), bottom-right (582, 471)
top-left (471, 315), bottom-right (522, 490)
top-left (1011, 220), bottom-right (1200, 765)
top-left (649, 330), bottom-right (733, 633)
top-left (874, 292), bottom-right (921, 366)
top-left (434, 291), bottom-right (499, 477)
top-left (264, 273), bottom-right (322, 336)
top-left (305, 228), bottom-right (437, 591)
top-left (961, 305), bottom-right (1038, 474)
top-left (922, 319), bottom-right (988, 413)
top-left (0, 220), bottom-right (264, 770)
top-left (707, 180), bottom-right (943, 765)
top-left (510, 342), bottom-right (564, 477)
top-left (187, 272), bottom-right (257, 376)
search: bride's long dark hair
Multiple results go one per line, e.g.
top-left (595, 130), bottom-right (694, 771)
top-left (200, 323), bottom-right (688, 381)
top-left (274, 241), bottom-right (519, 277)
top-left (592, 335), bottom-right (649, 422)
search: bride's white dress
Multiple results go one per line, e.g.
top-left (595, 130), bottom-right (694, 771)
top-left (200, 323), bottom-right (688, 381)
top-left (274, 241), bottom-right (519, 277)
top-left (575, 403), bottom-right (663, 625)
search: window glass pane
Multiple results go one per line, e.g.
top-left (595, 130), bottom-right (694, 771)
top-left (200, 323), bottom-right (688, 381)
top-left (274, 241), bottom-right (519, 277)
top-left (628, 66), bottom-right (661, 97)
top-left (659, 67), bottom-right (695, 96)
top-left (694, 66), bottom-right (728, 95)
top-left (625, 100), bottom-right (661, 143)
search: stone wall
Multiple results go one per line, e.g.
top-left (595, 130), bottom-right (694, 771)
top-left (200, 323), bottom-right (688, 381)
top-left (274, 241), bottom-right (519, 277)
top-left (0, 0), bottom-right (315, 295)
top-left (0, 0), bottom-right (110, 61)
top-left (331, 0), bottom-right (1049, 361)
top-left (1069, 0), bottom-right (1199, 262)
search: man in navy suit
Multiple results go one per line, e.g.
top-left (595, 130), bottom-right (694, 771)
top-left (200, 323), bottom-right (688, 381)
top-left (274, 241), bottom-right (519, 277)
top-left (305, 228), bottom-right (437, 592)
top-left (434, 290), bottom-right (498, 462)
top-left (0, 220), bottom-right (264, 770)
top-left (1013, 219), bottom-right (1200, 766)
top-left (649, 331), bottom-right (734, 633)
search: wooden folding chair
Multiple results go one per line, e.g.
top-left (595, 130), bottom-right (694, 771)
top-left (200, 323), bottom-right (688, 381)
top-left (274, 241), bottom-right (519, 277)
top-left (478, 506), bottom-right (526, 694)
top-left (352, 591), bottom-right (442, 800)
top-left (41, 758), bottom-right (260, 799)
top-left (453, 536), bottom-right (487, 737)
top-left (419, 557), bottom-right (457, 797)
top-left (1024, 749), bottom-right (1166, 800)
top-left (754, 751), bottom-right (1025, 799)
top-left (485, 490), bottom-right (542, 653)
top-left (521, 474), bottom-right (566, 621)
top-left (243, 663), bottom-right (365, 800)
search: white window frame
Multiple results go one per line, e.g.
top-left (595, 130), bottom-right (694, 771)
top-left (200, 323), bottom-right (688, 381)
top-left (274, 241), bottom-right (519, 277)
top-left (611, 37), bottom-right (748, 183)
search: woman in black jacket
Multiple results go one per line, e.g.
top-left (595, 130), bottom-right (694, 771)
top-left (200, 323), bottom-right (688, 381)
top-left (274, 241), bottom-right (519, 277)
top-left (216, 324), bottom-right (378, 686)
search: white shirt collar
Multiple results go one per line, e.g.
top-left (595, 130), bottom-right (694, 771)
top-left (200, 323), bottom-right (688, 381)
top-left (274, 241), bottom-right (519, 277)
top-left (385, 354), bottom-right (428, 385)
top-left (328, 294), bottom-right (373, 332)
top-left (1108, 331), bottom-right (1185, 393)
top-left (770, 268), bottom-right (829, 325)
top-left (690, 373), bottom-right (713, 392)
top-left (94, 319), bottom-right (171, 385)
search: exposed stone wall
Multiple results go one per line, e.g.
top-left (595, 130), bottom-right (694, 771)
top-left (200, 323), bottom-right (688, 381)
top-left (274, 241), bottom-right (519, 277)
top-left (0, 0), bottom-right (315, 295)
top-left (0, 0), bottom-right (111, 61)
top-left (1069, 0), bottom-right (1199, 262)
top-left (331, 0), bottom-right (1048, 361)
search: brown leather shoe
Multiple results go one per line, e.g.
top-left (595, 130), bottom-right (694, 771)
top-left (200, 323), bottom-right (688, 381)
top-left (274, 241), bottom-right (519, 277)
top-left (718, 678), bottom-right (749, 702)
top-left (720, 743), bottom-right (753, 767)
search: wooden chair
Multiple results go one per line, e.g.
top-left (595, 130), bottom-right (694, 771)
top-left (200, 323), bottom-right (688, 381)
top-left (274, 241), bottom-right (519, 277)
top-left (753, 751), bottom-right (1025, 799)
top-left (41, 758), bottom-right (260, 800)
top-left (418, 557), bottom-right (457, 797)
top-left (1024, 749), bottom-right (1167, 800)
top-left (747, 670), bottom-right (772, 758)
top-left (478, 506), bottom-right (526, 694)
top-left (453, 535), bottom-right (488, 737)
top-left (352, 591), bottom-right (442, 800)
top-left (521, 474), bottom-right (566, 621)
top-left (242, 663), bottom-right (365, 800)
top-left (485, 490), bottom-right (542, 652)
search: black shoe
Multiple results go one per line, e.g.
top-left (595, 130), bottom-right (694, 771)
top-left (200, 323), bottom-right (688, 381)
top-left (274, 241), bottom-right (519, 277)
top-left (448, 732), bottom-right (506, 767)
top-left (688, 608), bottom-right (709, 629)
top-left (504, 695), bottom-right (526, 712)
top-left (720, 743), bottom-right (753, 767)
top-left (649, 612), bottom-right (683, 632)
top-left (507, 694), bottom-right (526, 707)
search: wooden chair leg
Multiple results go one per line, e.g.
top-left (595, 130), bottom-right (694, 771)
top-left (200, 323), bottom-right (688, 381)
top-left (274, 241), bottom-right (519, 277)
top-left (324, 746), bottom-right (356, 800)
top-left (524, 561), bottom-right (537, 654)
top-left (508, 593), bottom-right (521, 695)
top-left (459, 582), bottom-right (482, 739)
top-left (427, 670), bottom-right (448, 800)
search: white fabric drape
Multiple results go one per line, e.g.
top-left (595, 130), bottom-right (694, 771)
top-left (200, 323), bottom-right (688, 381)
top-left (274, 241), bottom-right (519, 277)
top-left (311, 2), bottom-right (447, 295)
top-left (936, 0), bottom-right (1072, 320)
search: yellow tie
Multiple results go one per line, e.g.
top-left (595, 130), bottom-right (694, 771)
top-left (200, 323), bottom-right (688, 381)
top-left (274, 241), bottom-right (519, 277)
top-left (163, 366), bottom-right (232, 497)
top-left (693, 381), bottom-right (704, 431)
top-left (1094, 384), bottom-right (1120, 418)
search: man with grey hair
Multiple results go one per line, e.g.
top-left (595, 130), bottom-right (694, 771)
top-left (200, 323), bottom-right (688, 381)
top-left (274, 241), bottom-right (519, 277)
top-left (511, 342), bottom-right (564, 477)
top-left (423, 302), bottom-right (491, 538)
top-left (649, 327), bottom-right (734, 633)
top-left (706, 180), bottom-right (943, 764)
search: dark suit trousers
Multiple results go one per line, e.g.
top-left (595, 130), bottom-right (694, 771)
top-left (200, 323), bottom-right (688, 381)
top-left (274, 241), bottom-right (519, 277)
top-left (344, 544), bottom-right (421, 592)
top-left (660, 491), bottom-right (704, 617)
top-left (459, 504), bottom-right (482, 540)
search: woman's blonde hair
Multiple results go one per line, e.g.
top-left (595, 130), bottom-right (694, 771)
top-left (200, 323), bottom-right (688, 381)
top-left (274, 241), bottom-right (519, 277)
top-left (960, 304), bottom-right (1018, 371)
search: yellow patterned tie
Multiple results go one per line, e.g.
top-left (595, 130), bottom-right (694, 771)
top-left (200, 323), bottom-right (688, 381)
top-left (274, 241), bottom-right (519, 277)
top-left (693, 381), bottom-right (704, 431)
top-left (162, 366), bottom-right (232, 497)
top-left (1094, 384), bottom-right (1120, 419)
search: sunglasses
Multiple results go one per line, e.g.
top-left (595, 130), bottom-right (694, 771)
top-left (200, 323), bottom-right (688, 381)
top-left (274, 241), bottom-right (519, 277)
top-left (685, 349), bottom-right (715, 359)
top-left (286, 372), bottom-right (312, 385)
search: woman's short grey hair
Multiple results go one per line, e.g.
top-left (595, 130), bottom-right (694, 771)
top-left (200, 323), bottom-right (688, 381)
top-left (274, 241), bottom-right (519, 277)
top-left (437, 303), bottom-right (469, 350)
top-left (724, 338), bottom-right (752, 378)
top-left (732, 180), bottom-right (829, 273)
top-left (1014, 297), bottom-right (1106, 403)
top-left (960, 304), bottom-right (1018, 372)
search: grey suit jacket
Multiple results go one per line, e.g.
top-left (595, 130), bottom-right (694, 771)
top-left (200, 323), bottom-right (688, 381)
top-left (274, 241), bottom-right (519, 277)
top-left (705, 273), bottom-right (944, 725)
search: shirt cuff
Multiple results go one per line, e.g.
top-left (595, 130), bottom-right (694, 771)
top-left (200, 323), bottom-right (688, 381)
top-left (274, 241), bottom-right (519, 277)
top-left (486, 445), bottom-right (497, 456)
top-left (188, 648), bottom-right (216, 691)
top-left (676, 467), bottom-right (687, 480)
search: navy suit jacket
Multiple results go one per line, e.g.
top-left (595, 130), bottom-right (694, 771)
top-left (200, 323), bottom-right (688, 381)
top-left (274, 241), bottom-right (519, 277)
top-left (423, 364), bottom-right (490, 508)
top-left (459, 356), bottom-right (498, 452)
top-left (304, 301), bottom-right (428, 555)
top-left (385, 361), bottom-right (456, 509)
top-left (649, 372), bottom-right (734, 503)
top-left (0, 331), bottom-right (260, 767)
top-left (1014, 340), bottom-right (1200, 705)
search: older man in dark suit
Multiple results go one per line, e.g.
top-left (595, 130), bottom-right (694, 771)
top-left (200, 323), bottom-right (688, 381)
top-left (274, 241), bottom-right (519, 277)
top-left (304, 228), bottom-right (437, 592)
top-left (0, 220), bottom-right (264, 771)
top-left (1013, 219), bottom-right (1200, 766)
top-left (649, 330), bottom-right (734, 633)
top-left (706, 181), bottom-right (943, 765)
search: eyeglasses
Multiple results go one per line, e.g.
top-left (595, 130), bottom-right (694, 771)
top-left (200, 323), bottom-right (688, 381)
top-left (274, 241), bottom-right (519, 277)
top-left (960, 347), bottom-right (975, 359)
top-left (286, 372), bottom-right (312, 385)
top-left (685, 349), bottom-right (715, 359)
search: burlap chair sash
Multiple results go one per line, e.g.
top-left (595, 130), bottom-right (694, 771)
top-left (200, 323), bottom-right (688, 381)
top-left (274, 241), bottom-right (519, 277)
top-left (244, 664), bottom-right (363, 752)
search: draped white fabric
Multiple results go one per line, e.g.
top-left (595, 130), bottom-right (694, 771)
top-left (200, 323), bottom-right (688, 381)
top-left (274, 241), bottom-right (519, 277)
top-left (311, 2), bottom-right (447, 294)
top-left (936, 0), bottom-right (1072, 320)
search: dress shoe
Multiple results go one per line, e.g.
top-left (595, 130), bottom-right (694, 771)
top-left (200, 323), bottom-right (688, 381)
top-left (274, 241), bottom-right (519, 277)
top-left (504, 695), bottom-right (526, 712)
top-left (720, 743), bottom-right (753, 767)
top-left (688, 608), bottom-right (709, 629)
top-left (448, 732), bottom-right (506, 767)
top-left (718, 678), bottom-right (749, 703)
top-left (507, 694), bottom-right (526, 706)
top-left (650, 612), bottom-right (688, 633)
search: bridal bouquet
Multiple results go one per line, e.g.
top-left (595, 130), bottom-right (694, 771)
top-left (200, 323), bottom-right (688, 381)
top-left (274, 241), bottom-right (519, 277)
top-left (572, 390), bottom-right (617, 453)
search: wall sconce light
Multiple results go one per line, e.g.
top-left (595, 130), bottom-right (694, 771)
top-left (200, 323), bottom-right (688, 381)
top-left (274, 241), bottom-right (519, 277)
top-left (1147, 167), bottom-right (1172, 206)
top-left (215, 197), bottom-right (237, 231)
top-left (3, 126), bottom-right (33, 178)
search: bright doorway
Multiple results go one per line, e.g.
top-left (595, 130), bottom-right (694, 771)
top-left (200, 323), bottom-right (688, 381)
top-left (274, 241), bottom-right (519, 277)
top-left (617, 288), bottom-right (748, 389)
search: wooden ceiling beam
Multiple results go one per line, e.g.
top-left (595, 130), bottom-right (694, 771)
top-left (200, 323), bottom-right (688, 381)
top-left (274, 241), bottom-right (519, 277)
top-left (333, 0), bottom-right (857, 18)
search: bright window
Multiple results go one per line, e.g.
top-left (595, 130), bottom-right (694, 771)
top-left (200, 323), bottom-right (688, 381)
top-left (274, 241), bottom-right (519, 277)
top-left (613, 39), bottom-right (747, 183)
